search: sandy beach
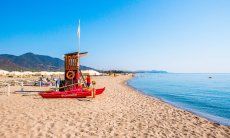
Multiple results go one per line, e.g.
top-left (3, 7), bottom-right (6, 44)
top-left (0, 75), bottom-right (229, 137)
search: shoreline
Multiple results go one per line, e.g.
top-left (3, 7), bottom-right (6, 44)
top-left (116, 75), bottom-right (230, 136)
top-left (125, 77), bottom-right (230, 126)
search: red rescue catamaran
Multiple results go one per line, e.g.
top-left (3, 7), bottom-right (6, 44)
top-left (39, 86), bottom-right (105, 98)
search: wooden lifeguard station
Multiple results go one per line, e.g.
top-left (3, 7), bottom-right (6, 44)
top-left (64, 52), bottom-right (88, 86)
top-left (39, 20), bottom-right (105, 98)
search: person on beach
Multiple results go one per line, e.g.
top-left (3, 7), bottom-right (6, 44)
top-left (56, 77), bottom-right (61, 88)
top-left (39, 76), bottom-right (43, 86)
top-left (86, 75), bottom-right (91, 87)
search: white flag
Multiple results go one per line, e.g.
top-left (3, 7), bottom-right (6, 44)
top-left (77, 20), bottom-right (80, 39)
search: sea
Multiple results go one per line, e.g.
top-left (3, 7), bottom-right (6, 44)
top-left (128, 73), bottom-right (230, 126)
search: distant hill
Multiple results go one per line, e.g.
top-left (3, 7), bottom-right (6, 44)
top-left (0, 53), bottom-right (95, 71)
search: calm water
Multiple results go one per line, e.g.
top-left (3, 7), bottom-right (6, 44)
top-left (128, 73), bottom-right (230, 126)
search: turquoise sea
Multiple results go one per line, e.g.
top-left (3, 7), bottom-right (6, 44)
top-left (128, 73), bottom-right (230, 126)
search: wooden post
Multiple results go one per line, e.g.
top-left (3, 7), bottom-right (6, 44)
top-left (92, 81), bottom-right (96, 98)
top-left (7, 84), bottom-right (10, 96)
top-left (93, 88), bottom-right (95, 98)
top-left (21, 82), bottom-right (24, 92)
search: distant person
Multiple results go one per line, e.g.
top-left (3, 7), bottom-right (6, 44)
top-left (46, 78), bottom-right (50, 82)
top-left (54, 78), bottom-right (57, 85)
top-left (56, 77), bottom-right (61, 88)
top-left (39, 76), bottom-right (43, 86)
top-left (86, 75), bottom-right (91, 87)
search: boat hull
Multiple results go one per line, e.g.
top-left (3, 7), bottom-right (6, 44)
top-left (39, 87), bottom-right (105, 98)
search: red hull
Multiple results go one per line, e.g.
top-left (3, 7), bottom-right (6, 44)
top-left (39, 87), bottom-right (105, 98)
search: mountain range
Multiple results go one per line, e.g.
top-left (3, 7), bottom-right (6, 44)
top-left (0, 52), bottom-right (168, 73)
top-left (0, 53), bottom-right (94, 71)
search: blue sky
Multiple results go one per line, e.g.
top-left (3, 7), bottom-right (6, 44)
top-left (0, 0), bottom-right (230, 73)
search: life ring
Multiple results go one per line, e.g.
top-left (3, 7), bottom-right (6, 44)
top-left (66, 71), bottom-right (75, 79)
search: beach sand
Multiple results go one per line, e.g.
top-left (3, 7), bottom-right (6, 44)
top-left (0, 75), bottom-right (229, 137)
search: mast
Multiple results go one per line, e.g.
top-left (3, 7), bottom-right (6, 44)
top-left (77, 20), bottom-right (81, 84)
top-left (77, 20), bottom-right (80, 59)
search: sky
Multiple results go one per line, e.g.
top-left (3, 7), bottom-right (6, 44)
top-left (0, 0), bottom-right (230, 73)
